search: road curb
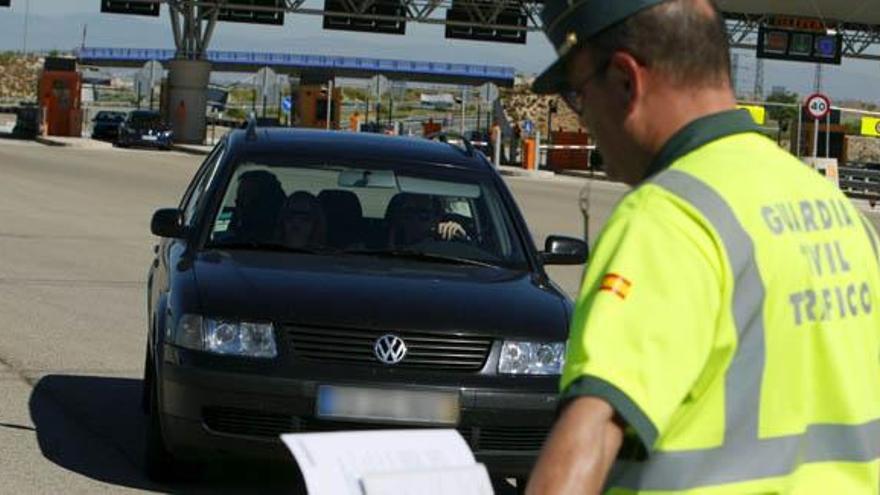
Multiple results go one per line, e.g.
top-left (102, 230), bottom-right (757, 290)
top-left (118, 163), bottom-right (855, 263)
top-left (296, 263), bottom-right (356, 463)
top-left (35, 136), bottom-right (69, 147)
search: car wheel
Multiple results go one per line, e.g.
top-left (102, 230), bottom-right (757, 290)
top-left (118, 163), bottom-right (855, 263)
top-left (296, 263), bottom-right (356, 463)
top-left (141, 349), bottom-right (152, 414)
top-left (143, 366), bottom-right (199, 482)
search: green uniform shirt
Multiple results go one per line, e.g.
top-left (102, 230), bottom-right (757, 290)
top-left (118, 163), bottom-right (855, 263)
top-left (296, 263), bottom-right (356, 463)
top-left (562, 110), bottom-right (880, 494)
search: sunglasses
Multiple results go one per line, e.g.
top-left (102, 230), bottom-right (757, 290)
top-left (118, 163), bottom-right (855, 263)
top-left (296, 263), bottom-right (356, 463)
top-left (560, 58), bottom-right (611, 115)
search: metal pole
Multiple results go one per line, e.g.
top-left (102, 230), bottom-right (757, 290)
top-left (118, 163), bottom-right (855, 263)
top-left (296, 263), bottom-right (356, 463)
top-left (493, 125), bottom-right (502, 168)
top-left (460, 87), bottom-right (466, 136)
top-left (149, 63), bottom-right (156, 111)
top-left (825, 112), bottom-right (831, 159)
top-left (326, 79), bottom-right (334, 130)
top-left (812, 118), bottom-right (819, 160)
top-left (22, 0), bottom-right (30, 55)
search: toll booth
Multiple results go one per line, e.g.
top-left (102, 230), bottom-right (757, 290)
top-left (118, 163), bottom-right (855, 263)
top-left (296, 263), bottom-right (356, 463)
top-left (296, 84), bottom-right (341, 129)
top-left (38, 58), bottom-right (83, 137)
top-left (422, 120), bottom-right (441, 136)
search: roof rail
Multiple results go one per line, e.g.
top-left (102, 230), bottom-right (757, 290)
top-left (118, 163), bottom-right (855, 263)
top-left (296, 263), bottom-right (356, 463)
top-left (245, 113), bottom-right (258, 141)
top-left (425, 131), bottom-right (475, 157)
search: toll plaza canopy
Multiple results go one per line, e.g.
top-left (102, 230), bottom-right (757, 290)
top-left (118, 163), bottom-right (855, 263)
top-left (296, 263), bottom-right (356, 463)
top-left (77, 47), bottom-right (516, 87)
top-left (718, 0), bottom-right (880, 27)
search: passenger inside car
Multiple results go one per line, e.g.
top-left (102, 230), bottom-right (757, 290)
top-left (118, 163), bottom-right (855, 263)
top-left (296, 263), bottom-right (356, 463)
top-left (318, 189), bottom-right (364, 249)
top-left (277, 191), bottom-right (327, 249)
top-left (229, 171), bottom-right (286, 242)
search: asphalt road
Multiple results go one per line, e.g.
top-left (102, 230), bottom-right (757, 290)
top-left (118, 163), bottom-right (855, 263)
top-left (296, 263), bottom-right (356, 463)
top-left (0, 139), bottom-right (877, 494)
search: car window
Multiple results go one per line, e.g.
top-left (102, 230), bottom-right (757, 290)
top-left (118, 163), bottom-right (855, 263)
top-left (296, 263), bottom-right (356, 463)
top-left (130, 113), bottom-right (162, 127)
top-left (206, 157), bottom-right (528, 269)
top-left (181, 144), bottom-right (226, 227)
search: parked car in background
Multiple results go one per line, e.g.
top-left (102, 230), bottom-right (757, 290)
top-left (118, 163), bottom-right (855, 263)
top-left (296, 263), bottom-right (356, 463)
top-left (91, 111), bottom-right (127, 141)
top-left (116, 110), bottom-right (172, 150)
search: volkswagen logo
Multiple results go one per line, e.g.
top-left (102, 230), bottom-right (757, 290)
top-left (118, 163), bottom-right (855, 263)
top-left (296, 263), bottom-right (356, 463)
top-left (374, 334), bottom-right (407, 365)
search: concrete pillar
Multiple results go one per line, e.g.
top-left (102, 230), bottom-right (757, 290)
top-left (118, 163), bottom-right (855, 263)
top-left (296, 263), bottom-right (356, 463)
top-left (167, 59), bottom-right (211, 144)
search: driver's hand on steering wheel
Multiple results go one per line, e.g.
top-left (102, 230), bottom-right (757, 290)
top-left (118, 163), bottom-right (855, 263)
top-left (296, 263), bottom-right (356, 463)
top-left (437, 221), bottom-right (468, 241)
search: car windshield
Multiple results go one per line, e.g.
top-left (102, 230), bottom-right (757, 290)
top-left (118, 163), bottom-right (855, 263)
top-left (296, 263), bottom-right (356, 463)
top-left (129, 112), bottom-right (161, 127)
top-left (96, 112), bottom-right (124, 122)
top-left (206, 157), bottom-right (528, 269)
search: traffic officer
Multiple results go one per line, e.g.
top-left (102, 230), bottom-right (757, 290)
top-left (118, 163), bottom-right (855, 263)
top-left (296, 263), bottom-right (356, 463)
top-left (526, 0), bottom-right (880, 493)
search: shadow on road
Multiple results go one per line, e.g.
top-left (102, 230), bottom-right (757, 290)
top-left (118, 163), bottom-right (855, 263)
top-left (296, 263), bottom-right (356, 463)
top-left (29, 374), bottom-right (520, 494)
top-left (28, 375), bottom-right (304, 494)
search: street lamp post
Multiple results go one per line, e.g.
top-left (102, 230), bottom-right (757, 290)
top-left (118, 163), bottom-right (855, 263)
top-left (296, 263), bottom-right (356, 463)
top-left (22, 0), bottom-right (30, 55)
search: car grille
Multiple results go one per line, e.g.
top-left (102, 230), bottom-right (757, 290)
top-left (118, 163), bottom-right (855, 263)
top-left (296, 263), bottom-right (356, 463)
top-left (285, 325), bottom-right (493, 372)
top-left (203, 406), bottom-right (299, 438)
top-left (476, 426), bottom-right (549, 451)
top-left (202, 407), bottom-right (547, 451)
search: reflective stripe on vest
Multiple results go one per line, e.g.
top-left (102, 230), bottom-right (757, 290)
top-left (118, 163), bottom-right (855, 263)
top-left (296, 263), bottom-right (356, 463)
top-left (608, 169), bottom-right (880, 491)
top-left (862, 215), bottom-right (879, 260)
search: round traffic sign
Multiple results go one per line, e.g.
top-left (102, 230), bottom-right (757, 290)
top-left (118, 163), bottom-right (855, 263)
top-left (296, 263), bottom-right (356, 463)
top-left (805, 93), bottom-right (831, 120)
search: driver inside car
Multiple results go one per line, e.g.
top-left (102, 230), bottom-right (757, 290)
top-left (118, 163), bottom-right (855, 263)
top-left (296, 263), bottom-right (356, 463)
top-left (387, 193), bottom-right (468, 247)
top-left (277, 191), bottom-right (327, 249)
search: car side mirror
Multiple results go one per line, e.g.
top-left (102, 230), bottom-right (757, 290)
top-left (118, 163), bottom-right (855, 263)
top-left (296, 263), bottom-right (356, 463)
top-left (541, 235), bottom-right (588, 265)
top-left (151, 209), bottom-right (186, 238)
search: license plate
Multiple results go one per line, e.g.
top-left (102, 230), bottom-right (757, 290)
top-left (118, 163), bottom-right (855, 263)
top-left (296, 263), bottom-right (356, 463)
top-left (142, 135), bottom-right (158, 141)
top-left (316, 385), bottom-right (460, 425)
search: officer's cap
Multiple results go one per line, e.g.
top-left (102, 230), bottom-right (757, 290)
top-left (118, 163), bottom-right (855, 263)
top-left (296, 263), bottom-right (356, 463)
top-left (532, 0), bottom-right (666, 94)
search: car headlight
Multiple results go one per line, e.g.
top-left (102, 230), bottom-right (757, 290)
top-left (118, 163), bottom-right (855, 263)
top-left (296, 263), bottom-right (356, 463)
top-left (174, 314), bottom-right (277, 358)
top-left (498, 341), bottom-right (565, 375)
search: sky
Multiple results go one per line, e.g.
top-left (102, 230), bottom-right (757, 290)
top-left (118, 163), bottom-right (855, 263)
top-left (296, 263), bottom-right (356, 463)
top-left (0, 0), bottom-right (878, 102)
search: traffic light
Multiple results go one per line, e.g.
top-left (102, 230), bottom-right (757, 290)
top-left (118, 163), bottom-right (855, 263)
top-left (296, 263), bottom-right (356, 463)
top-left (100, 1), bottom-right (160, 16)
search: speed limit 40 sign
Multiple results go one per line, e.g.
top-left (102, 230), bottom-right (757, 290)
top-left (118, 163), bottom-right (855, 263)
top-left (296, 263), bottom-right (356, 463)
top-left (805, 93), bottom-right (832, 120)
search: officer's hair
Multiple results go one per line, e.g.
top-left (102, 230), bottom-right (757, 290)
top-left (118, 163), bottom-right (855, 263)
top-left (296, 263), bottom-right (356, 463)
top-left (584, 0), bottom-right (731, 88)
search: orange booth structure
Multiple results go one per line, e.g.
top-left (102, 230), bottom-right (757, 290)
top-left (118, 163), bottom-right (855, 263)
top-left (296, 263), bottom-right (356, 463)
top-left (296, 84), bottom-right (342, 129)
top-left (38, 59), bottom-right (83, 137)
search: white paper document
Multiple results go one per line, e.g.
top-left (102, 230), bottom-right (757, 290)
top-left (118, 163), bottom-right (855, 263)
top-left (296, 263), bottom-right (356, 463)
top-left (281, 429), bottom-right (494, 495)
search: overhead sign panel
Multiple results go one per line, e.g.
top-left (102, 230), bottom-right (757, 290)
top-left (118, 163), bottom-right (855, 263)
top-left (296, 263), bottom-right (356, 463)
top-left (216, 0), bottom-right (284, 25)
top-left (0, 1), bottom-right (10, 8)
top-left (445, 1), bottom-right (527, 44)
top-left (100, 0), bottom-right (160, 16)
top-left (323, 0), bottom-right (406, 35)
top-left (757, 17), bottom-right (842, 65)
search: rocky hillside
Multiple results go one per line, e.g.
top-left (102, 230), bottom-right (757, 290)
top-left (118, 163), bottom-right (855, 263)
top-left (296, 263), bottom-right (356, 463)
top-left (848, 136), bottom-right (880, 164)
top-left (500, 82), bottom-right (585, 135)
top-left (0, 53), bottom-right (41, 101)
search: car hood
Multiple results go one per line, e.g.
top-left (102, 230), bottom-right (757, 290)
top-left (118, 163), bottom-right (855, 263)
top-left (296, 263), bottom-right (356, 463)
top-left (192, 250), bottom-right (570, 341)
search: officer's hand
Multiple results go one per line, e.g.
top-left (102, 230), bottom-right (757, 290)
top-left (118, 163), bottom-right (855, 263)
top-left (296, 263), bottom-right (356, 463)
top-left (437, 221), bottom-right (467, 241)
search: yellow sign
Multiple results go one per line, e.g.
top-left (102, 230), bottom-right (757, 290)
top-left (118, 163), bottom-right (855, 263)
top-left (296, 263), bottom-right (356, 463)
top-left (860, 117), bottom-right (880, 137)
top-left (737, 105), bottom-right (766, 125)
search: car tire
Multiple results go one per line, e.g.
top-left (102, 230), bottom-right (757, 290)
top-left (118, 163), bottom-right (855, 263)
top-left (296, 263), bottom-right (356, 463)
top-left (143, 366), bottom-right (200, 482)
top-left (141, 349), bottom-right (152, 415)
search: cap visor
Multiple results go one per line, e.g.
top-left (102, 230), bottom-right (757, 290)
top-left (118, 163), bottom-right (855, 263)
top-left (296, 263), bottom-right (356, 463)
top-left (531, 56), bottom-right (569, 94)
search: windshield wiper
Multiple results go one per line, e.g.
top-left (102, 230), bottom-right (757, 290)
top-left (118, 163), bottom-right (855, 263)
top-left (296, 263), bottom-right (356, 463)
top-left (343, 248), bottom-right (500, 268)
top-left (206, 241), bottom-right (337, 255)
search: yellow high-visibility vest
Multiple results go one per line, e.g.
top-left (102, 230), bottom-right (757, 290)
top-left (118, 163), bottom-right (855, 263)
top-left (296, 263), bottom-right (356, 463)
top-left (563, 109), bottom-right (880, 494)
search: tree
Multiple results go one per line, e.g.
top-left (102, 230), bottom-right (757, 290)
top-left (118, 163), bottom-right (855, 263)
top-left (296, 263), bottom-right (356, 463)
top-left (765, 90), bottom-right (799, 134)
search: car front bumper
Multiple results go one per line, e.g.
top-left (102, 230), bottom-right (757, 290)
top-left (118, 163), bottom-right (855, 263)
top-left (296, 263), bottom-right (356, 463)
top-left (159, 355), bottom-right (558, 477)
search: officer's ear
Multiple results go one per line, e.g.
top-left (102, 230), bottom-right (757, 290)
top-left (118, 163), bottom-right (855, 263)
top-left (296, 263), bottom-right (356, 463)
top-left (607, 51), bottom-right (645, 115)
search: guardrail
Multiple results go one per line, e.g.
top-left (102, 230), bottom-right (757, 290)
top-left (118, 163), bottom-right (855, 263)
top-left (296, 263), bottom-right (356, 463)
top-left (839, 166), bottom-right (880, 202)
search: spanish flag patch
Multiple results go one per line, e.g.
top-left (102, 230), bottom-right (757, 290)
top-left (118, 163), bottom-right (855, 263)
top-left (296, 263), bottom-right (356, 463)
top-left (599, 273), bottom-right (632, 300)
